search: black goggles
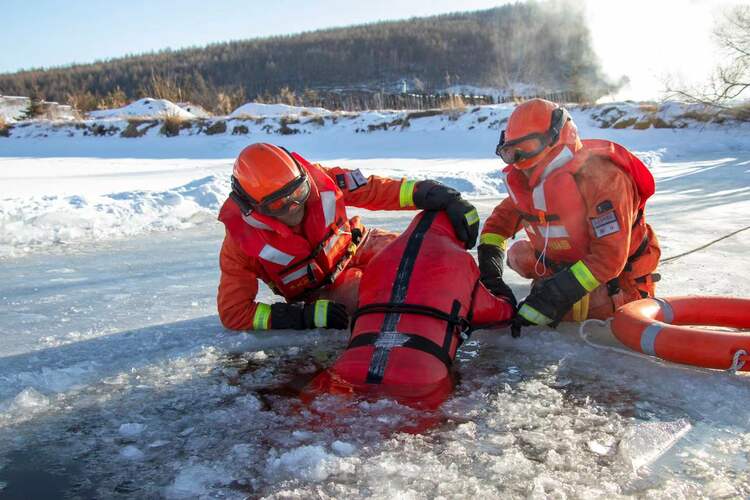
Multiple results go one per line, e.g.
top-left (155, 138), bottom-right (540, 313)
top-left (231, 155), bottom-right (311, 217)
top-left (496, 107), bottom-right (568, 164)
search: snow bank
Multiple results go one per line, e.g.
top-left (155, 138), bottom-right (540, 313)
top-left (176, 102), bottom-right (211, 118)
top-left (230, 102), bottom-right (330, 117)
top-left (0, 175), bottom-right (228, 256)
top-left (3, 100), bottom-right (747, 142)
top-left (0, 95), bottom-right (29, 123)
top-left (88, 98), bottom-right (197, 120)
top-left (0, 95), bottom-right (76, 123)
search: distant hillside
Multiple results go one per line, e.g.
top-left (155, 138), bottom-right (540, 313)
top-left (0, 2), bottom-right (616, 111)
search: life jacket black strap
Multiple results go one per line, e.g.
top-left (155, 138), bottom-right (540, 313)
top-left (347, 332), bottom-right (453, 371)
top-left (518, 211), bottom-right (561, 223)
top-left (623, 233), bottom-right (650, 272)
top-left (350, 302), bottom-right (470, 333)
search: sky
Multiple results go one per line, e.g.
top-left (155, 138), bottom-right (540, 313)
top-left (0, 0), bottom-right (742, 101)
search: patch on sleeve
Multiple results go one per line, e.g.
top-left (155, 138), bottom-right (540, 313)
top-left (345, 169), bottom-right (368, 191)
top-left (596, 200), bottom-right (614, 213)
top-left (335, 174), bottom-right (347, 190)
top-left (590, 211), bottom-right (620, 238)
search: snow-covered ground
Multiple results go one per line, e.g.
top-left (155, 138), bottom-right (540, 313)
top-left (230, 102), bottom-right (331, 118)
top-left (88, 98), bottom-right (198, 120)
top-left (0, 106), bottom-right (749, 498)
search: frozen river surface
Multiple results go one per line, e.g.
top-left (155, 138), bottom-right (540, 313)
top-left (1, 131), bottom-right (749, 498)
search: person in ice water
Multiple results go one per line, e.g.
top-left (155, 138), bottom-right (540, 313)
top-left (478, 99), bottom-right (661, 336)
top-left (217, 142), bottom-right (480, 332)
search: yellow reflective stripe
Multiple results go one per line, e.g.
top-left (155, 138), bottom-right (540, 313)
top-left (518, 303), bottom-right (552, 325)
top-left (570, 261), bottom-right (600, 292)
top-left (399, 179), bottom-right (417, 208)
top-left (479, 232), bottom-right (507, 249)
top-left (571, 294), bottom-right (590, 322)
top-left (465, 208), bottom-right (479, 226)
top-left (314, 300), bottom-right (330, 328)
top-left (252, 303), bottom-right (271, 330)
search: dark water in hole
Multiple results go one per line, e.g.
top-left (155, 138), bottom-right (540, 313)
top-left (0, 449), bottom-right (95, 499)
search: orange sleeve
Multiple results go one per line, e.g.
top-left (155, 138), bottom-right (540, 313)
top-left (217, 232), bottom-right (263, 331)
top-left (319, 164), bottom-right (415, 211)
top-left (577, 158), bottom-right (639, 284)
top-left (480, 196), bottom-right (521, 247)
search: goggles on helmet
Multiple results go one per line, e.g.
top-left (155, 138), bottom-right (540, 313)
top-left (495, 107), bottom-right (569, 165)
top-left (231, 154), bottom-right (311, 217)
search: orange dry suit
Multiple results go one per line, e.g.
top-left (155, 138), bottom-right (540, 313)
top-left (307, 211), bottom-right (514, 409)
top-left (482, 139), bottom-right (661, 320)
top-left (217, 152), bottom-right (420, 331)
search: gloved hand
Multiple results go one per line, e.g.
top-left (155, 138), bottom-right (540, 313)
top-left (478, 244), bottom-right (517, 307)
top-left (511, 267), bottom-right (589, 337)
top-left (413, 180), bottom-right (479, 249)
top-left (270, 300), bottom-right (349, 330)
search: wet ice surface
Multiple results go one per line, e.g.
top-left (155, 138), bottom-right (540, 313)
top-left (1, 319), bottom-right (748, 499)
top-left (2, 150), bottom-right (750, 498)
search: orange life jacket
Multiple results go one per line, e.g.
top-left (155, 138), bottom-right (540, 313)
top-left (504, 139), bottom-right (655, 265)
top-left (218, 153), bottom-right (363, 300)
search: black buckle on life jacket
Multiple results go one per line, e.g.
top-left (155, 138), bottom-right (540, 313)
top-left (635, 273), bottom-right (661, 284)
top-left (606, 278), bottom-right (621, 296)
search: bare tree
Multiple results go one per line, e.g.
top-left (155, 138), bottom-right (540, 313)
top-left (669, 5), bottom-right (750, 111)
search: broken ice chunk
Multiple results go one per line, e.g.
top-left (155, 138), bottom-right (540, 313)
top-left (618, 418), bottom-right (692, 471)
top-left (120, 445), bottom-right (145, 460)
top-left (588, 439), bottom-right (615, 456)
top-left (331, 440), bottom-right (356, 456)
top-left (118, 422), bottom-right (145, 438)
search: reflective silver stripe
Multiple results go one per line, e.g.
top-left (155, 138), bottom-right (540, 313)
top-left (320, 191), bottom-right (336, 226)
top-left (324, 232), bottom-right (342, 254)
top-left (541, 225), bottom-right (569, 238)
top-left (532, 148), bottom-right (574, 212)
top-left (259, 244), bottom-right (294, 266)
top-left (374, 332), bottom-right (410, 349)
top-left (543, 147), bottom-right (574, 176)
top-left (640, 323), bottom-right (662, 356)
top-left (504, 172), bottom-right (518, 203)
top-left (652, 298), bottom-right (674, 324)
top-left (241, 213), bottom-right (272, 231)
top-left (281, 266), bottom-right (308, 284)
top-left (532, 181), bottom-right (547, 211)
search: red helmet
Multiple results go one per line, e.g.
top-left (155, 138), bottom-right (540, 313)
top-left (496, 99), bottom-right (580, 170)
top-left (231, 143), bottom-right (310, 216)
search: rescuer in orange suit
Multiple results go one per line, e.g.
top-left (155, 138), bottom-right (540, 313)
top-left (217, 143), bottom-right (480, 332)
top-left (478, 99), bottom-right (661, 336)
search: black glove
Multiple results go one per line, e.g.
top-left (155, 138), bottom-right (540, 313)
top-left (413, 180), bottom-right (479, 249)
top-left (478, 244), bottom-right (517, 307)
top-left (512, 266), bottom-right (590, 336)
top-left (270, 300), bottom-right (349, 330)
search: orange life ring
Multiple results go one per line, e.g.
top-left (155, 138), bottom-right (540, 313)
top-left (612, 296), bottom-right (750, 371)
